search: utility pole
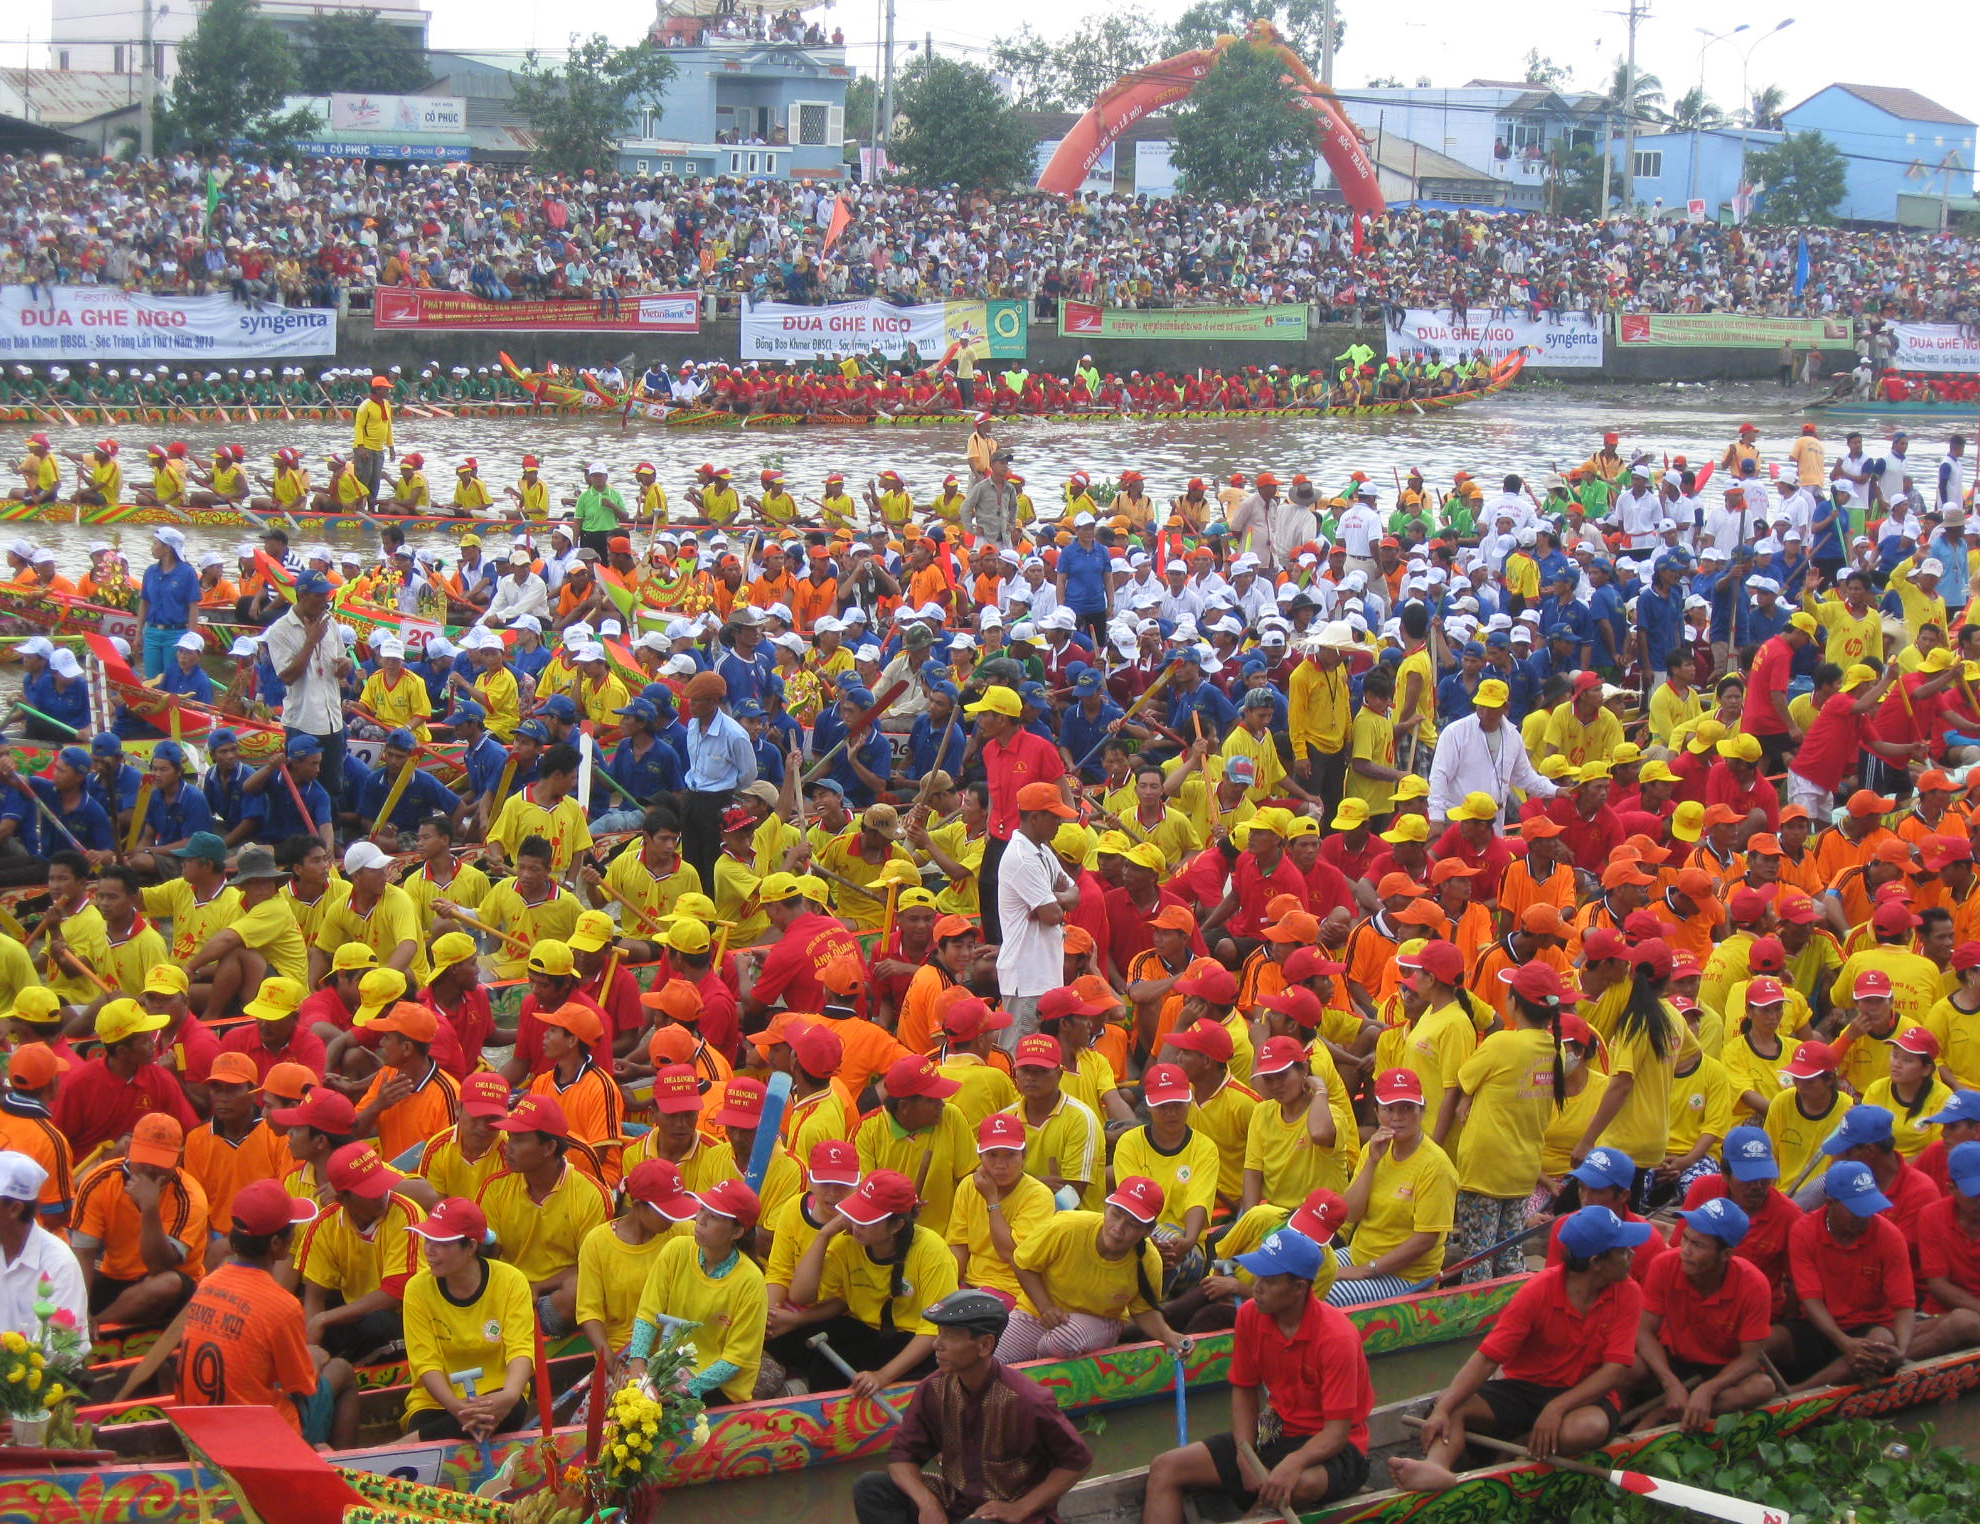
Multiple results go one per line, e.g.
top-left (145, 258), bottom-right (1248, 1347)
top-left (1320, 0), bottom-right (1335, 84)
top-left (1620, 0), bottom-right (1647, 212)
top-left (879, 0), bottom-right (895, 179)
top-left (925, 29), bottom-right (932, 63)
top-left (1598, 108), bottom-right (1613, 219)
top-left (139, 0), bottom-right (155, 160)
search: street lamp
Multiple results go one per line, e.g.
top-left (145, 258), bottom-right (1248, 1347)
top-left (1735, 18), bottom-right (1794, 223)
top-left (1690, 25), bottom-right (1749, 203)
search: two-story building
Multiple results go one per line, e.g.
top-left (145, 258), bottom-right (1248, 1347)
top-left (1338, 83), bottom-right (1607, 210)
top-left (43, 0), bottom-right (429, 82)
top-left (1779, 83), bottom-right (1974, 223)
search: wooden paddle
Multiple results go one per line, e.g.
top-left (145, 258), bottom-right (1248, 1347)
top-left (441, 903), bottom-right (534, 957)
top-left (370, 753), bottom-right (419, 838)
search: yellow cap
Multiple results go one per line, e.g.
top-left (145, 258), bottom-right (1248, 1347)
top-left (1639, 759), bottom-right (1680, 784)
top-left (666, 920), bottom-right (710, 955)
top-left (1474, 678), bottom-right (1509, 708)
top-left (1330, 798), bottom-right (1370, 829)
top-left (353, 966), bottom-right (409, 1027)
top-left (1839, 664), bottom-right (1878, 692)
top-left (569, 908), bottom-right (616, 953)
top-left (244, 976), bottom-right (305, 1021)
top-left (3, 988), bottom-right (61, 1026)
top-left (758, 871), bottom-right (805, 905)
top-left (1095, 830), bottom-right (1133, 857)
top-left (430, 931), bottom-right (477, 973)
top-left (1670, 800), bottom-right (1706, 842)
top-left (1449, 791), bottom-right (1498, 822)
top-left (1390, 775), bottom-right (1431, 804)
top-left (96, 998), bottom-right (168, 1046)
top-left (144, 964), bottom-right (190, 996)
top-left (1380, 813), bottom-right (1429, 844)
top-left (527, 940), bottom-right (575, 978)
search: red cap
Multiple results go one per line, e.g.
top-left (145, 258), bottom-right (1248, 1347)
top-left (791, 1022), bottom-right (844, 1078)
top-left (885, 1054), bottom-right (961, 1100)
top-left (1782, 1040), bottom-right (1839, 1079)
top-left (711, 1077), bottom-right (768, 1128)
top-left (1252, 1036), bottom-right (1309, 1077)
top-left (807, 1138), bottom-right (862, 1186)
top-left (460, 1072), bottom-right (512, 1119)
top-left (1403, 939), bottom-right (1465, 985)
top-left (1142, 1062), bottom-right (1192, 1106)
top-left (326, 1142), bottom-right (401, 1200)
top-left (230, 1179), bottom-right (319, 1235)
top-left (407, 1196), bottom-right (488, 1243)
top-left (1373, 1068), bottom-right (1426, 1106)
top-left (1291, 1187), bottom-right (1349, 1242)
top-left (697, 1178), bottom-right (762, 1230)
top-left (977, 1112), bottom-right (1027, 1152)
top-left (1174, 963), bottom-right (1239, 1005)
top-left (1500, 962), bottom-right (1576, 1006)
top-left (1873, 900), bottom-right (1922, 934)
top-left (1744, 976), bottom-right (1786, 1007)
top-left (1166, 1018), bottom-right (1235, 1063)
top-left (1013, 1034), bottom-right (1062, 1070)
top-left (651, 1065), bottom-right (705, 1114)
top-left (1953, 940), bottom-right (1980, 973)
top-left (1747, 935), bottom-right (1786, 974)
top-left (495, 1093), bottom-right (571, 1138)
top-left (271, 1088), bottom-right (357, 1134)
top-left (1282, 946), bottom-right (1346, 981)
top-left (1894, 1026), bottom-right (1941, 1058)
top-left (1258, 986), bottom-right (1325, 1028)
top-left (1727, 889), bottom-right (1770, 928)
top-left (1853, 969), bottom-right (1895, 1000)
top-left (1581, 927), bottom-right (1629, 962)
top-left (838, 1168), bottom-right (920, 1225)
top-left (1632, 937), bottom-right (1675, 980)
top-left (1106, 1175), bottom-right (1165, 1223)
top-left (1775, 894), bottom-right (1821, 926)
top-left (1559, 1012), bottom-right (1597, 1047)
top-left (625, 1158), bottom-right (700, 1219)
top-left (1037, 986), bottom-right (1109, 1024)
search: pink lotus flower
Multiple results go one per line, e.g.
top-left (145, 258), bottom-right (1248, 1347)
top-left (47, 1310), bottom-right (76, 1331)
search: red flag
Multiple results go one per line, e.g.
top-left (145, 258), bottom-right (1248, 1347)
top-left (1352, 214), bottom-right (1363, 254)
top-left (823, 195), bottom-right (851, 252)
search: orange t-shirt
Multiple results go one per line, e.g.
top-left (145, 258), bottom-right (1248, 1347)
top-left (183, 1120), bottom-right (285, 1231)
top-left (73, 1165), bottom-right (209, 1282)
top-left (358, 1062), bottom-right (462, 1166)
top-left (810, 1013), bottom-right (911, 1100)
top-left (792, 576), bottom-right (839, 631)
top-left (907, 564), bottom-right (952, 613)
top-left (175, 1261), bottom-right (320, 1432)
top-left (528, 1060), bottom-right (626, 1186)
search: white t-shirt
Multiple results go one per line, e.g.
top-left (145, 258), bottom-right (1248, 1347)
top-left (996, 833), bottom-right (1070, 999)
top-left (262, 607), bottom-right (347, 735)
top-left (0, 1224), bottom-right (86, 1340)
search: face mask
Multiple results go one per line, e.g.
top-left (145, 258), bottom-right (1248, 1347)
top-left (1562, 1049), bottom-right (1586, 1076)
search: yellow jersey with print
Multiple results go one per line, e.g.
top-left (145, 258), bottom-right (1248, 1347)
top-left (819, 1222), bottom-right (959, 1335)
top-left (1344, 1138), bottom-right (1456, 1283)
top-left (402, 860), bottom-right (492, 930)
top-left (358, 669), bottom-right (434, 737)
top-left (632, 1236), bottom-right (766, 1402)
top-left (474, 880), bottom-right (580, 980)
top-left (1762, 1088), bottom-right (1853, 1186)
top-left (1454, 1026), bottom-right (1559, 1198)
top-left (402, 1258), bottom-right (533, 1418)
top-left (945, 1171), bottom-right (1056, 1300)
top-left (475, 1164), bottom-right (612, 1284)
top-left (604, 841), bottom-right (702, 927)
top-left (488, 785), bottom-right (595, 876)
top-left (141, 880), bottom-right (243, 963)
top-left (574, 1219), bottom-right (671, 1351)
top-left (473, 665), bottom-right (522, 741)
top-left (296, 1192), bottom-right (423, 1300)
top-left (280, 878), bottom-right (352, 950)
top-left (1000, 1093), bottom-right (1102, 1209)
top-left (1111, 1124), bottom-right (1220, 1231)
top-left (416, 1126), bottom-right (508, 1203)
top-left (1013, 1210), bottom-right (1161, 1320)
top-left (855, 1105), bottom-right (973, 1236)
top-left (1186, 1077), bottom-right (1262, 1204)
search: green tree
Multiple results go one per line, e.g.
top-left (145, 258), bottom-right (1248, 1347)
top-left (1545, 139), bottom-right (1606, 218)
top-left (1521, 48), bottom-right (1572, 88)
top-left (989, 24), bottom-right (1064, 110)
top-left (1668, 86), bottom-right (1723, 130)
top-left (1166, 2), bottom-right (1344, 69)
top-left (891, 55), bottom-right (1036, 190)
top-left (842, 75), bottom-right (876, 143)
top-left (297, 9), bottom-right (430, 95)
top-left (1605, 58), bottom-right (1666, 123)
top-left (1169, 39), bottom-right (1315, 203)
top-left (160, 0), bottom-right (319, 153)
top-left (1750, 83), bottom-right (1787, 130)
top-left (990, 14), bottom-right (1164, 112)
top-left (513, 33), bottom-right (676, 177)
top-left (1749, 131), bottom-right (1847, 223)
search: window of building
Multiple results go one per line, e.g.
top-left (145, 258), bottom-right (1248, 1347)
top-left (57, 51), bottom-right (70, 70)
top-left (633, 159), bottom-right (649, 173)
top-left (112, 45), bottom-right (123, 72)
top-left (789, 100), bottom-right (845, 147)
top-left (1632, 150), bottom-right (1663, 180)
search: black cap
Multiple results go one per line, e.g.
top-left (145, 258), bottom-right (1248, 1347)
top-left (923, 1289), bottom-right (1010, 1337)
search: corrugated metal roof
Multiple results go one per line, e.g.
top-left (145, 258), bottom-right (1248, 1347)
top-left (0, 68), bottom-right (142, 127)
top-left (1790, 83), bottom-right (1975, 128)
top-left (1369, 133), bottom-right (1499, 185)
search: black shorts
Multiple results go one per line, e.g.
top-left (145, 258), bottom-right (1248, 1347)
top-left (1203, 1430), bottom-right (1369, 1505)
top-left (410, 1399), bottom-right (536, 1441)
top-left (1778, 1317), bottom-right (1882, 1383)
top-left (88, 1270), bottom-right (196, 1317)
top-left (1474, 1377), bottom-right (1620, 1446)
top-left (1665, 1356), bottom-right (1723, 1384)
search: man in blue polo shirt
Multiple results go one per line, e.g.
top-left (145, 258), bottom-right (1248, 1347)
top-left (595, 698), bottom-right (685, 832)
top-left (355, 729), bottom-right (466, 844)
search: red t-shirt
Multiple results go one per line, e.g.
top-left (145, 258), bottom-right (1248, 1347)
top-left (216, 1022), bottom-right (329, 1083)
top-left (1316, 831), bottom-right (1379, 886)
top-left (1793, 691), bottom-right (1877, 792)
top-left (1916, 1193), bottom-right (1980, 1310)
top-left (158, 1016), bottom-right (222, 1087)
top-left (512, 989), bottom-right (613, 1076)
top-left (1102, 886), bottom-right (1209, 981)
top-left (1229, 1295), bottom-right (1373, 1448)
top-left (688, 967), bottom-right (741, 1063)
top-left (1642, 1248), bottom-right (1773, 1365)
top-left (983, 731), bottom-right (1066, 840)
top-left (579, 963), bottom-right (646, 1062)
top-left (1547, 799), bottom-right (1625, 870)
top-left (1229, 852), bottom-right (1310, 939)
top-left (53, 1056), bottom-right (198, 1161)
top-left (1704, 764), bottom-right (1781, 831)
top-left (1428, 826), bottom-right (1514, 901)
top-left (1745, 636), bottom-right (1795, 736)
top-left (1301, 859), bottom-right (1358, 920)
top-left (1479, 1264), bottom-right (1644, 1388)
top-left (1788, 1208), bottom-right (1914, 1327)
top-left (420, 986), bottom-right (494, 1073)
top-left (1916, 1138), bottom-right (1952, 1197)
top-left (1546, 1207), bottom-right (1664, 1288)
top-left (1885, 1160), bottom-right (1941, 1258)
top-left (752, 911), bottom-right (862, 1014)
top-left (1680, 1174), bottom-right (1800, 1315)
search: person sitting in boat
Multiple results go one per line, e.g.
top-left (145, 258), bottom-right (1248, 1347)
top-left (311, 454), bottom-right (367, 515)
top-left (623, 1177), bottom-right (767, 1405)
top-left (73, 1110), bottom-right (209, 1334)
top-left (392, 453), bottom-right (432, 511)
top-left (1901, 1139), bottom-right (1980, 1363)
top-left (851, 1289), bottom-right (1092, 1524)
top-left (251, 448), bottom-right (308, 518)
top-left (1391, 1205), bottom-right (1649, 1493)
top-left (573, 1156), bottom-right (695, 1375)
top-left (239, 734), bottom-right (335, 856)
top-left (136, 443), bottom-right (187, 510)
top-left (401, 1194), bottom-right (537, 1442)
top-left (785, 1167), bottom-right (960, 1397)
top-left (1327, 1068), bottom-right (1458, 1306)
top-left (4, 636), bottom-right (87, 743)
top-left (1144, 1227), bottom-right (1372, 1524)
top-left (9, 434), bottom-right (60, 506)
top-left (1775, 1160), bottom-right (1915, 1389)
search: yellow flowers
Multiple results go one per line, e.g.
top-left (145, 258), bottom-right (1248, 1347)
top-left (0, 1334), bottom-right (25, 1355)
top-left (5, 1368), bottom-right (23, 1384)
top-left (40, 1384), bottom-right (64, 1408)
top-left (611, 1444), bottom-right (628, 1461)
top-left (25, 1373), bottom-right (40, 1392)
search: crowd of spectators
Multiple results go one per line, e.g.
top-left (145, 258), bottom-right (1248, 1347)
top-left (3, 151), bottom-right (1977, 326)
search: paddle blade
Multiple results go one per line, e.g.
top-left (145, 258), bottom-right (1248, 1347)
top-left (745, 1070), bottom-right (793, 1191)
top-left (1610, 1468), bottom-right (1790, 1524)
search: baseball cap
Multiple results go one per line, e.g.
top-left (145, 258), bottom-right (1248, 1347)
top-left (1013, 1034), bottom-right (1063, 1070)
top-left (1824, 1160), bottom-right (1892, 1217)
top-left (1781, 1040), bottom-right (1839, 1080)
top-left (326, 1141), bottom-right (401, 1199)
top-left (1142, 1062), bottom-right (1192, 1106)
top-left (977, 1112), bottom-right (1028, 1153)
top-left (6, 1043), bottom-right (67, 1089)
top-left (696, 1178), bottom-right (762, 1231)
top-left (649, 1065), bottom-right (704, 1114)
top-left (407, 1196), bottom-right (489, 1243)
top-left (460, 1072), bottom-right (512, 1119)
top-left (1252, 1036), bottom-right (1309, 1077)
top-left (884, 1054), bottom-right (961, 1100)
top-left (368, 1000), bottom-right (438, 1044)
top-left (1558, 1205), bottom-right (1654, 1257)
top-left (1569, 1146), bottom-right (1637, 1191)
top-left (1929, 1092), bottom-right (1980, 1127)
top-left (711, 1078), bottom-right (769, 1129)
top-left (96, 998), bottom-right (168, 1047)
top-left (230, 1179), bottom-right (319, 1236)
top-left (807, 1138), bottom-right (862, 1186)
top-left (1234, 1227), bottom-right (1327, 1282)
top-left (540, 1001), bottom-right (605, 1047)
top-left (838, 1168), bottom-right (920, 1225)
top-left (1722, 1126), bottom-right (1779, 1181)
top-left (1675, 1195), bottom-right (1750, 1247)
top-left (1821, 1104), bottom-right (1895, 1155)
top-left (1166, 1018), bottom-right (1235, 1063)
top-left (243, 975), bottom-right (305, 1021)
top-left (1373, 1068), bottom-right (1424, 1106)
top-left (127, 1113), bottom-right (184, 1168)
top-left (624, 1158), bottom-right (700, 1220)
top-left (1174, 963), bottom-right (1239, 1005)
top-left (1106, 1176), bottom-right (1164, 1224)
top-left (1949, 1141), bottom-right (1980, 1199)
top-left (269, 1087), bottom-right (357, 1135)
top-left (495, 1093), bottom-right (572, 1139)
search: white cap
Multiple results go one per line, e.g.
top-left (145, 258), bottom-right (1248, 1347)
top-left (1921, 557), bottom-right (1946, 578)
top-left (599, 618), bottom-right (623, 638)
top-left (855, 643), bottom-right (883, 662)
top-left (512, 615), bottom-right (543, 635)
top-left (228, 636), bottom-right (259, 657)
top-left (586, 461), bottom-right (608, 475)
top-left (175, 632), bottom-right (205, 653)
top-left (1073, 512), bottom-right (1095, 527)
top-left (0, 1151), bottom-right (48, 1204)
top-left (17, 637), bottom-right (53, 659)
top-left (663, 654), bottom-right (697, 676)
top-left (377, 637), bottom-right (406, 659)
top-left (109, 637), bottom-right (131, 657)
top-left (634, 631), bottom-right (667, 653)
top-left (427, 637), bottom-right (456, 659)
top-left (1685, 594), bottom-right (1710, 611)
top-left (49, 649), bottom-right (80, 679)
top-left (154, 527), bottom-right (186, 553)
top-left (343, 841), bottom-right (393, 874)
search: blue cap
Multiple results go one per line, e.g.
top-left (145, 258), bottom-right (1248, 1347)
top-left (845, 686), bottom-right (876, 708)
top-left (1233, 1227), bottom-right (1327, 1282)
top-left (153, 740), bottom-right (186, 769)
top-left (1072, 670), bottom-right (1104, 695)
top-left (1461, 640), bottom-right (1486, 658)
top-left (1569, 1146), bottom-right (1636, 1191)
top-left (640, 682), bottom-right (676, 711)
top-left (1019, 682), bottom-right (1050, 707)
top-left (1950, 1141), bottom-right (1980, 1198)
top-left (732, 699), bottom-right (764, 720)
top-left (386, 727), bottom-right (418, 751)
top-left (929, 680), bottom-right (960, 701)
top-left (1739, 458), bottom-right (1759, 474)
top-left (515, 719), bottom-right (550, 744)
top-left (1722, 1126), bottom-right (1779, 1181)
top-left (285, 734), bottom-right (321, 759)
top-left (1821, 1104), bottom-right (1895, 1157)
top-left (807, 776), bottom-right (846, 796)
top-left (1928, 1092), bottom-right (1980, 1127)
top-left (1486, 631), bottom-right (1511, 649)
top-left (615, 698), bottom-right (658, 723)
top-left (1558, 1205), bottom-right (1654, 1258)
top-left (56, 745), bottom-right (89, 772)
top-left (539, 694), bottom-right (579, 721)
top-left (90, 733), bottom-right (123, 757)
top-left (1676, 1197), bottom-right (1751, 1247)
top-left (452, 700), bottom-right (487, 724)
top-left (1547, 624), bottom-right (1575, 641)
top-left (1824, 1160), bottom-right (1892, 1216)
top-left (835, 671), bottom-right (862, 691)
top-left (208, 727), bottom-right (238, 748)
top-left (294, 569), bottom-right (331, 595)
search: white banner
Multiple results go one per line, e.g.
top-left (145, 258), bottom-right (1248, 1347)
top-left (329, 93), bottom-right (465, 133)
top-left (1386, 308), bottom-right (1605, 370)
top-left (1890, 323), bottom-right (1980, 376)
top-left (0, 285), bottom-right (337, 361)
top-left (740, 299), bottom-right (951, 361)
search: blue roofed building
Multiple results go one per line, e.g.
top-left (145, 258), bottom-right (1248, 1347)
top-left (1779, 83), bottom-right (1975, 223)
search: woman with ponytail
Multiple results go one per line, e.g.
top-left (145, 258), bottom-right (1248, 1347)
top-left (1393, 940), bottom-right (1482, 1150)
top-left (1446, 963), bottom-right (1574, 1283)
top-left (1571, 938), bottom-right (1683, 1211)
top-left (1862, 1027), bottom-right (1955, 1158)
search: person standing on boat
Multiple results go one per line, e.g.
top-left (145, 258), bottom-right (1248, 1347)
top-left (1390, 1205), bottom-right (1649, 1494)
top-left (851, 1289), bottom-right (1092, 1524)
top-left (263, 570), bottom-right (353, 814)
top-left (352, 375), bottom-right (395, 508)
top-left (1143, 1228), bottom-right (1372, 1524)
top-left (138, 527), bottom-right (202, 681)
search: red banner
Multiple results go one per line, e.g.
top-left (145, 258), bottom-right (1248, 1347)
top-left (371, 288), bottom-right (701, 333)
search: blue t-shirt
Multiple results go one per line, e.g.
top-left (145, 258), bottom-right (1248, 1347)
top-left (202, 760), bottom-right (252, 833)
top-left (1059, 698), bottom-right (1125, 780)
top-left (140, 561), bottom-right (201, 626)
top-left (603, 734), bottom-right (685, 811)
top-left (357, 763), bottom-right (457, 832)
top-left (906, 711), bottom-right (967, 781)
top-left (160, 663), bottom-right (216, 705)
top-left (22, 671), bottom-right (91, 733)
top-left (28, 779), bottom-right (113, 855)
top-left (243, 777), bottom-right (332, 840)
top-left (1057, 542), bottom-right (1114, 614)
top-left (145, 780), bottom-right (215, 845)
top-left (87, 761), bottom-right (144, 819)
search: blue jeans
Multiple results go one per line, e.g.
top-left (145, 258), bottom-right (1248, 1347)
top-left (591, 807), bottom-right (645, 833)
top-left (142, 624), bottom-right (180, 680)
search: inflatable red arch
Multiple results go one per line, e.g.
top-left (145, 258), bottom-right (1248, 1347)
top-left (1034, 19), bottom-right (1385, 216)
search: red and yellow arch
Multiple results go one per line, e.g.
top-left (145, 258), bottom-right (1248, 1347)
top-left (1034, 19), bottom-right (1385, 216)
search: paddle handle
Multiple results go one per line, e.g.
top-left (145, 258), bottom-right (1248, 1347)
top-left (1235, 1439), bottom-right (1298, 1524)
top-left (1172, 1351), bottom-right (1189, 1447)
top-left (807, 1334), bottom-right (906, 1423)
top-left (1408, 1218), bottom-right (1551, 1292)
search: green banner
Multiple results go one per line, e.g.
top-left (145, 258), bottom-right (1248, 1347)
top-left (1057, 302), bottom-right (1309, 342)
top-left (981, 299), bottom-right (1029, 359)
top-left (1615, 313), bottom-right (1852, 348)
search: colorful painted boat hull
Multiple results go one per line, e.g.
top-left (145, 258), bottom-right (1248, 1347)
top-left (1805, 398), bottom-right (1980, 420)
top-left (0, 1276), bottom-right (1521, 1522)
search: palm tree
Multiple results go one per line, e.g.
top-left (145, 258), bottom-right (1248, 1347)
top-left (1668, 86), bottom-right (1724, 131)
top-left (1750, 83), bottom-right (1787, 130)
top-left (1605, 58), bottom-right (1667, 124)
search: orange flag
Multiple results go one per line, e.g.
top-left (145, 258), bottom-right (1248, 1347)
top-left (822, 195), bottom-right (852, 252)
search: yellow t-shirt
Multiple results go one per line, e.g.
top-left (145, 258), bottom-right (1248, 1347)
top-left (1860, 1076), bottom-right (1955, 1159)
top-left (1762, 1088), bottom-right (1854, 1186)
top-left (1667, 1054), bottom-right (1737, 1159)
top-left (315, 884), bottom-right (431, 984)
top-left (1926, 997), bottom-right (1980, 1092)
top-left (47, 902), bottom-right (110, 1005)
top-left (296, 1194), bottom-right (423, 1300)
top-left (474, 666), bottom-right (523, 742)
top-left (358, 670), bottom-right (434, 738)
top-left (488, 786), bottom-right (594, 876)
top-left (1541, 1072), bottom-right (1610, 1177)
top-left (280, 878), bottom-right (352, 950)
top-left (632, 1235), bottom-right (766, 1403)
top-left (1001, 1094), bottom-right (1102, 1207)
top-left (1809, 594), bottom-right (1883, 669)
top-left (416, 1127), bottom-right (508, 1203)
top-left (1013, 1211), bottom-right (1161, 1320)
top-left (818, 1222), bottom-right (959, 1335)
top-left (1401, 1001), bottom-right (1478, 1128)
top-left (141, 880), bottom-right (244, 964)
top-left (854, 1107), bottom-right (972, 1237)
top-left (231, 895), bottom-right (310, 986)
top-left (1220, 726), bottom-right (1287, 804)
top-left (936, 1054), bottom-right (1019, 1134)
top-left (1344, 1138), bottom-right (1457, 1284)
top-left (713, 854), bottom-right (767, 946)
top-left (476, 1165), bottom-right (612, 1285)
top-left (1542, 703), bottom-right (1624, 768)
top-left (945, 1173), bottom-right (1056, 1300)
top-left (1344, 707), bottom-right (1396, 810)
top-left (1243, 1087), bottom-right (1356, 1207)
top-left (1719, 1028), bottom-right (1793, 1117)
top-left (1111, 1125), bottom-right (1221, 1231)
top-left (1454, 1026), bottom-right (1558, 1198)
top-left (619, 1133), bottom-right (737, 1194)
top-left (475, 880), bottom-right (580, 979)
top-left (1187, 1078), bottom-right (1262, 1204)
top-left (1396, 646), bottom-right (1438, 747)
top-left (764, 1192), bottom-right (828, 1292)
top-left (105, 919), bottom-right (170, 998)
top-left (402, 861), bottom-right (492, 931)
top-left (1603, 1010), bottom-right (1681, 1168)
top-left (604, 841), bottom-right (702, 926)
top-left (402, 1258), bottom-right (534, 1418)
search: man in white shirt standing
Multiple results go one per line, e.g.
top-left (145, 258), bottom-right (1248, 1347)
top-left (995, 782), bottom-right (1079, 1049)
top-left (262, 569), bottom-right (353, 810)
top-left (1614, 466), bottom-right (1662, 552)
top-left (1701, 484), bottom-right (1758, 557)
top-left (1335, 487), bottom-right (1385, 582)
top-left (0, 1152), bottom-right (86, 1338)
